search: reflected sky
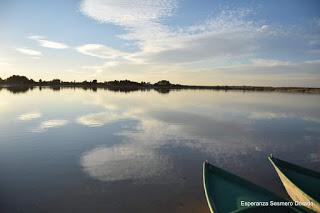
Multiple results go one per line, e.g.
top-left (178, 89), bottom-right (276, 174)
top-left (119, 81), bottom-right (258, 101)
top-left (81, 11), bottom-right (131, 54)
top-left (17, 112), bottom-right (42, 121)
top-left (81, 145), bottom-right (173, 183)
top-left (32, 119), bottom-right (69, 132)
top-left (0, 89), bottom-right (319, 212)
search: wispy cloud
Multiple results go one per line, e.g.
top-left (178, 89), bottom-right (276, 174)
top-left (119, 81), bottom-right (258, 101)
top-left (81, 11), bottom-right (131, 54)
top-left (29, 35), bottom-right (69, 49)
top-left (78, 1), bottom-right (282, 70)
top-left (219, 59), bottom-right (320, 75)
top-left (79, 0), bottom-right (320, 85)
top-left (80, 0), bottom-right (177, 26)
top-left (79, 0), bottom-right (178, 60)
top-left (18, 112), bottom-right (42, 121)
top-left (82, 2), bottom-right (254, 55)
top-left (76, 44), bottom-right (129, 59)
top-left (250, 59), bottom-right (290, 67)
top-left (16, 48), bottom-right (42, 56)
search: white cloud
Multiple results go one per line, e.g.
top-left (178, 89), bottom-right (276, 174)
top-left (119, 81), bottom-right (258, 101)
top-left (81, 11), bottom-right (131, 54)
top-left (79, 0), bottom-right (320, 86)
top-left (80, 0), bottom-right (177, 25)
top-left (141, 32), bottom-right (256, 64)
top-left (258, 25), bottom-right (269, 33)
top-left (221, 59), bottom-right (320, 74)
top-left (250, 59), bottom-right (290, 67)
top-left (18, 112), bottom-right (42, 121)
top-left (16, 48), bottom-right (42, 56)
top-left (76, 44), bottom-right (129, 59)
top-left (79, 1), bottom-right (271, 66)
top-left (29, 35), bottom-right (69, 49)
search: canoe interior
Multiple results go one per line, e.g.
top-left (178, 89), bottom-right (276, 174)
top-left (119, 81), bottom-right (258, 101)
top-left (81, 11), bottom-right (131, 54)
top-left (270, 157), bottom-right (320, 202)
top-left (203, 162), bottom-right (307, 213)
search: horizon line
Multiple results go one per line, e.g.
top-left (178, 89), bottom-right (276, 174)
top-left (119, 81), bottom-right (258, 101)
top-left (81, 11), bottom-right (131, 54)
top-left (1, 74), bottom-right (320, 90)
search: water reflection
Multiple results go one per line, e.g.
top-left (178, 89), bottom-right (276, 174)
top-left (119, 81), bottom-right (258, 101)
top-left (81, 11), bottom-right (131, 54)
top-left (32, 119), bottom-right (69, 132)
top-left (4, 86), bottom-right (34, 94)
top-left (17, 112), bottom-right (42, 121)
top-left (78, 91), bottom-right (320, 186)
top-left (81, 145), bottom-right (173, 182)
top-left (0, 89), bottom-right (319, 212)
top-left (248, 111), bottom-right (320, 124)
top-left (77, 111), bottom-right (133, 127)
top-left (80, 108), bottom-right (319, 184)
top-left (0, 86), bottom-right (169, 94)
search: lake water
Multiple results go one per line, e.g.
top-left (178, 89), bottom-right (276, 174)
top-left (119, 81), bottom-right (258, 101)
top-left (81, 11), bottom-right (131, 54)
top-left (0, 88), bottom-right (319, 212)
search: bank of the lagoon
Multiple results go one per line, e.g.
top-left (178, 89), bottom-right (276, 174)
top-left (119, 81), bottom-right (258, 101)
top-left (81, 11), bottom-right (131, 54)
top-left (1, 75), bottom-right (320, 94)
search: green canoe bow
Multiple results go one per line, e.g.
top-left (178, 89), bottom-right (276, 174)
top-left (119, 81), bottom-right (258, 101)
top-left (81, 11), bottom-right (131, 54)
top-left (203, 161), bottom-right (310, 213)
top-left (269, 156), bottom-right (320, 212)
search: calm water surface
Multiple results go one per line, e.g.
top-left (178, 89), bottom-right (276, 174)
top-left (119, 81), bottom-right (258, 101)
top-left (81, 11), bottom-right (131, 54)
top-left (0, 88), bottom-right (319, 212)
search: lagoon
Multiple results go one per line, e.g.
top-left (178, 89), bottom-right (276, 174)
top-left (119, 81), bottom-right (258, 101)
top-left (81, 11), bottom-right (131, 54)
top-left (0, 88), bottom-right (319, 212)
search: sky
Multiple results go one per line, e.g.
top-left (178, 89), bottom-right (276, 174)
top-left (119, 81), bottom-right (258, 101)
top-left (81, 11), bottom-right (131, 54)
top-left (0, 0), bottom-right (320, 86)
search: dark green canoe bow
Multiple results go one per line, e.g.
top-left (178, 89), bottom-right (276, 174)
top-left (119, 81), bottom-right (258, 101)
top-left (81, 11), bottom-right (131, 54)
top-left (203, 161), bottom-right (310, 213)
top-left (269, 156), bottom-right (320, 212)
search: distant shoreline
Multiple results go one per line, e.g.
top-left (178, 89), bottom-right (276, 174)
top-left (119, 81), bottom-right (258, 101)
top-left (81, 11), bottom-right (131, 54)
top-left (1, 83), bottom-right (320, 95)
top-left (0, 75), bottom-right (319, 94)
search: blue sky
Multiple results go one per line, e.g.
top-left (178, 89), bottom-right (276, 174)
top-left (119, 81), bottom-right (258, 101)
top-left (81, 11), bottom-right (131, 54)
top-left (0, 0), bottom-right (320, 86)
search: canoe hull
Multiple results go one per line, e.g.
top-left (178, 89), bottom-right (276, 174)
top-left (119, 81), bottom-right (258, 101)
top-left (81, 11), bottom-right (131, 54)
top-left (203, 161), bottom-right (309, 213)
top-left (269, 156), bottom-right (320, 213)
top-left (203, 162), bottom-right (215, 213)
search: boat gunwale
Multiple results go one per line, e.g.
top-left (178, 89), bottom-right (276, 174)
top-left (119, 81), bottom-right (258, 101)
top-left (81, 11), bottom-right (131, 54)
top-left (268, 156), bottom-right (320, 211)
top-left (204, 161), bottom-right (286, 199)
top-left (202, 161), bottom-right (306, 213)
top-left (203, 161), bottom-right (216, 213)
top-left (269, 156), bottom-right (320, 179)
top-left (203, 162), bottom-right (260, 213)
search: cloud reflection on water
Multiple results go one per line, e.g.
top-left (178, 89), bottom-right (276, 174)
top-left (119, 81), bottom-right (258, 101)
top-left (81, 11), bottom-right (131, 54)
top-left (77, 111), bottom-right (125, 127)
top-left (18, 112), bottom-right (42, 121)
top-left (249, 111), bottom-right (320, 124)
top-left (81, 144), bottom-right (173, 182)
top-left (32, 119), bottom-right (69, 132)
top-left (79, 91), bottom-right (320, 182)
top-left (80, 113), bottom-right (260, 182)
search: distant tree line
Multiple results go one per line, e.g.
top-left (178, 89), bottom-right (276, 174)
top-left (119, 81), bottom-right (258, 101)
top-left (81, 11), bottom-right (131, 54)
top-left (0, 75), bottom-right (179, 89)
top-left (0, 75), bottom-right (319, 94)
